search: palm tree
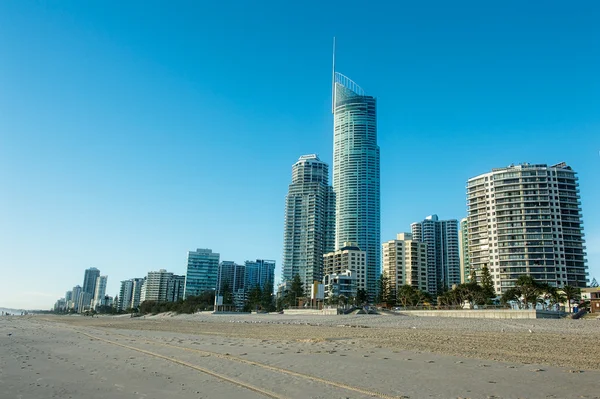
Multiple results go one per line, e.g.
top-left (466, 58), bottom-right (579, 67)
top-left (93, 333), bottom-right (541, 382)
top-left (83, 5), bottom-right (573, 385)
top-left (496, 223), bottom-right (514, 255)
top-left (500, 288), bottom-right (520, 308)
top-left (515, 275), bottom-right (541, 309)
top-left (561, 285), bottom-right (581, 313)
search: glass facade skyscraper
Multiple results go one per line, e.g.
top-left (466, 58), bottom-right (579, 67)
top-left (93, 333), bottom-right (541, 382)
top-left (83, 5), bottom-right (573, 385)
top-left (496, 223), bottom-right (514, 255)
top-left (184, 248), bottom-right (220, 298)
top-left (411, 215), bottom-right (461, 295)
top-left (333, 72), bottom-right (380, 299)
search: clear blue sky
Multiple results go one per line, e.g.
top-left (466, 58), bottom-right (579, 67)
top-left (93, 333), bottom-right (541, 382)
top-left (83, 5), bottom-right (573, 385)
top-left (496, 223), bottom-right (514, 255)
top-left (1, 1), bottom-right (598, 309)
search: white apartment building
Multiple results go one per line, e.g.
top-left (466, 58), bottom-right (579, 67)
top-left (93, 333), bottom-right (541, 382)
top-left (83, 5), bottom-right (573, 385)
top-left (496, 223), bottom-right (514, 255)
top-left (382, 233), bottom-right (428, 295)
top-left (93, 275), bottom-right (108, 308)
top-left (323, 242), bottom-right (367, 295)
top-left (467, 162), bottom-right (588, 294)
top-left (323, 270), bottom-right (356, 302)
top-left (282, 155), bottom-right (335, 290)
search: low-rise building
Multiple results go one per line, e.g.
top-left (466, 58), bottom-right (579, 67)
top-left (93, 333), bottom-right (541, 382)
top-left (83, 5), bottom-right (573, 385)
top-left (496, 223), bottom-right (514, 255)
top-left (323, 270), bottom-right (355, 303)
top-left (323, 242), bottom-right (366, 295)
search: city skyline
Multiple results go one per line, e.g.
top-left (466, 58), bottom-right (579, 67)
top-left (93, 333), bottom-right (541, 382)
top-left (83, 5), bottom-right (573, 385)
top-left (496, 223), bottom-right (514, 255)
top-left (1, 2), bottom-right (598, 309)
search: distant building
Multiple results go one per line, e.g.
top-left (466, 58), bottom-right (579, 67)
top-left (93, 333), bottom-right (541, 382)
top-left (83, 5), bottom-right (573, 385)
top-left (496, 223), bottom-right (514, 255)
top-left (217, 261), bottom-right (246, 309)
top-left (93, 276), bottom-right (108, 308)
top-left (77, 291), bottom-right (93, 313)
top-left (143, 270), bottom-right (174, 302)
top-left (71, 285), bottom-right (82, 312)
top-left (82, 267), bottom-right (100, 309)
top-left (118, 280), bottom-right (134, 311)
top-left (411, 215), bottom-right (461, 294)
top-left (382, 233), bottom-right (428, 295)
top-left (131, 278), bottom-right (145, 309)
top-left (323, 242), bottom-right (367, 297)
top-left (282, 155), bottom-right (335, 292)
top-left (467, 162), bottom-right (588, 293)
top-left (245, 259), bottom-right (276, 291)
top-left (166, 275), bottom-right (185, 303)
top-left (54, 298), bottom-right (66, 312)
top-left (184, 248), bottom-right (220, 298)
top-left (458, 218), bottom-right (470, 283)
top-left (323, 270), bottom-right (355, 303)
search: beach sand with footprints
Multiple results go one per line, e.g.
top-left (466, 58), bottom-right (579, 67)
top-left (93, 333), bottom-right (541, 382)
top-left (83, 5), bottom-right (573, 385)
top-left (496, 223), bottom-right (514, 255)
top-left (1, 313), bottom-right (598, 399)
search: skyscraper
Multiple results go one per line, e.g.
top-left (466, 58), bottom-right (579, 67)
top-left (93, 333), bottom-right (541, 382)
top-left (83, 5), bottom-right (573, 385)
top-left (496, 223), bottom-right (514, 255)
top-left (143, 269), bottom-right (175, 302)
top-left (70, 285), bottom-right (82, 311)
top-left (217, 261), bottom-right (246, 309)
top-left (82, 267), bottom-right (100, 297)
top-left (332, 70), bottom-right (380, 300)
top-left (411, 215), bottom-right (461, 294)
top-left (131, 277), bottom-right (145, 308)
top-left (166, 275), bottom-right (185, 303)
top-left (467, 162), bottom-right (588, 293)
top-left (282, 155), bottom-right (335, 291)
top-left (458, 218), bottom-right (470, 283)
top-left (184, 248), bottom-right (220, 298)
top-left (93, 275), bottom-right (108, 308)
top-left (244, 259), bottom-right (276, 291)
top-left (118, 280), bottom-right (134, 311)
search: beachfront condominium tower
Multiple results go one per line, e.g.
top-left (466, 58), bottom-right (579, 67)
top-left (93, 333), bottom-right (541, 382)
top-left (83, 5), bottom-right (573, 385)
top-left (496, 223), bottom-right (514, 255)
top-left (82, 267), bottom-right (100, 297)
top-left (411, 215), bottom-right (461, 295)
top-left (467, 162), bottom-right (588, 294)
top-left (332, 71), bottom-right (380, 300)
top-left (282, 155), bottom-right (335, 291)
top-left (459, 218), bottom-right (470, 283)
top-left (245, 259), bottom-right (276, 291)
top-left (93, 275), bottom-right (108, 308)
top-left (184, 248), bottom-right (220, 298)
top-left (382, 233), bottom-right (428, 296)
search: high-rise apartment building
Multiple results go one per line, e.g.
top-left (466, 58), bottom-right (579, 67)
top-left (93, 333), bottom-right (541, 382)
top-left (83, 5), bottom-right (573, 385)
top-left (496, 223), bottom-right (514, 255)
top-left (411, 215), bottom-right (461, 294)
top-left (71, 285), bottom-right (82, 312)
top-left (459, 218), bottom-right (470, 283)
top-left (93, 275), bottom-right (108, 308)
top-left (184, 248), bottom-right (220, 298)
top-left (382, 233), bottom-right (428, 295)
top-left (166, 275), bottom-right (185, 303)
top-left (82, 268), bottom-right (100, 293)
top-left (143, 269), bottom-right (175, 302)
top-left (131, 278), bottom-right (145, 309)
top-left (118, 280), bottom-right (134, 311)
top-left (245, 259), bottom-right (276, 291)
top-left (282, 155), bottom-right (335, 291)
top-left (467, 162), bottom-right (588, 293)
top-left (118, 277), bottom-right (145, 310)
top-left (323, 242), bottom-right (367, 295)
top-left (332, 72), bottom-right (380, 299)
top-left (217, 261), bottom-right (246, 309)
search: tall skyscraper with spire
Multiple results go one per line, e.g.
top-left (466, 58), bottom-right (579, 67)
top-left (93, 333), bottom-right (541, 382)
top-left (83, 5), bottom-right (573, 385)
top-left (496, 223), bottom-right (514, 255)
top-left (282, 155), bottom-right (335, 290)
top-left (332, 43), bottom-right (381, 299)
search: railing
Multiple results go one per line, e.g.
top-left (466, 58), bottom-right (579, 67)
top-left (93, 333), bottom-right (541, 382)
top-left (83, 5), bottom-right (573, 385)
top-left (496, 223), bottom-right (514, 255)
top-left (392, 304), bottom-right (511, 311)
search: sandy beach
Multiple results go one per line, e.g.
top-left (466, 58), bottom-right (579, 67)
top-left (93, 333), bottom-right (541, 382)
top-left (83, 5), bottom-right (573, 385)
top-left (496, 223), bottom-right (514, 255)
top-left (1, 314), bottom-right (598, 399)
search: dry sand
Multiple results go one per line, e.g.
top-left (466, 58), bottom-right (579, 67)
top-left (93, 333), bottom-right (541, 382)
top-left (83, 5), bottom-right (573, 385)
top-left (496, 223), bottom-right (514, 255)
top-left (1, 313), bottom-right (598, 399)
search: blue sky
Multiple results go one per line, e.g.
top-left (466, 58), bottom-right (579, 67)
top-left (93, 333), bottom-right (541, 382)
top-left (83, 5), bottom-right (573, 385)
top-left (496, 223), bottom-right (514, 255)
top-left (1, 1), bottom-right (598, 309)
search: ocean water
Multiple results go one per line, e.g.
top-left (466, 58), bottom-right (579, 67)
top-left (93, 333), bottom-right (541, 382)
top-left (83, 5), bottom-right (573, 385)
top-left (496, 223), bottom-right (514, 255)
top-left (0, 308), bottom-right (25, 315)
